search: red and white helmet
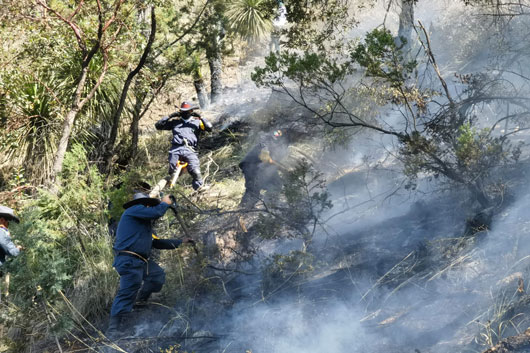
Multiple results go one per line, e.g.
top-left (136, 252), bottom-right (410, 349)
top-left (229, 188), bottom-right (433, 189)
top-left (179, 101), bottom-right (196, 112)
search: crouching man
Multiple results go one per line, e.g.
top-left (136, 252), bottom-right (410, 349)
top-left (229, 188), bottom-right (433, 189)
top-left (106, 193), bottom-right (194, 339)
top-left (0, 206), bottom-right (22, 267)
top-left (0, 206), bottom-right (22, 300)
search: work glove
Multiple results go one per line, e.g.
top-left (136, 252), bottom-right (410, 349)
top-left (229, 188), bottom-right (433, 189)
top-left (259, 149), bottom-right (273, 164)
top-left (168, 111), bottom-right (180, 118)
top-left (182, 237), bottom-right (195, 245)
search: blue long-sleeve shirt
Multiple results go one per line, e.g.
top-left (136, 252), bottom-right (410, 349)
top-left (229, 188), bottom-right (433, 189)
top-left (155, 114), bottom-right (212, 149)
top-left (0, 226), bottom-right (19, 266)
top-left (113, 203), bottom-right (170, 258)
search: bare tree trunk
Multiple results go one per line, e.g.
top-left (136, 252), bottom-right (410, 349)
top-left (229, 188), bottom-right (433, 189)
top-left (471, 180), bottom-right (491, 209)
top-left (207, 34), bottom-right (222, 104)
top-left (194, 77), bottom-right (209, 109)
top-left (51, 108), bottom-right (79, 180)
top-left (51, 58), bottom-right (90, 182)
top-left (50, 57), bottom-right (107, 184)
top-left (206, 23), bottom-right (224, 103)
top-left (129, 90), bottom-right (143, 160)
top-left (103, 7), bottom-right (156, 173)
top-left (128, 76), bottom-right (167, 160)
top-left (397, 0), bottom-right (415, 51)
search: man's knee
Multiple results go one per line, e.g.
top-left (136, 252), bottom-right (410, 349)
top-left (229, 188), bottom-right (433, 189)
top-left (187, 164), bottom-right (203, 190)
top-left (148, 280), bottom-right (164, 293)
top-left (145, 262), bottom-right (165, 284)
top-left (151, 270), bottom-right (166, 287)
top-left (141, 271), bottom-right (165, 295)
top-left (168, 152), bottom-right (181, 174)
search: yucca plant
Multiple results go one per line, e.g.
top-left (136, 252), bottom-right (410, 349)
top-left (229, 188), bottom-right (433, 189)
top-left (226, 0), bottom-right (274, 41)
top-left (0, 52), bottom-right (122, 185)
top-left (0, 72), bottom-right (62, 184)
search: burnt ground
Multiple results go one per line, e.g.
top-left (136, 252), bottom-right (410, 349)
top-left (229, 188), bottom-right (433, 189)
top-left (83, 157), bottom-right (530, 353)
top-left (200, 162), bottom-right (530, 353)
top-left (66, 95), bottom-right (530, 353)
top-left (171, 193), bottom-right (498, 352)
top-left (483, 328), bottom-right (530, 353)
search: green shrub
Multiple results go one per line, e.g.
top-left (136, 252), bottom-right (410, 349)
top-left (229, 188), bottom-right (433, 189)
top-left (1, 144), bottom-right (116, 349)
top-left (255, 160), bottom-right (332, 247)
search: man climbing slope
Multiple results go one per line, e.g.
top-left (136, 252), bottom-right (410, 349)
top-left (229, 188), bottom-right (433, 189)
top-left (155, 101), bottom-right (213, 191)
top-left (106, 192), bottom-right (194, 339)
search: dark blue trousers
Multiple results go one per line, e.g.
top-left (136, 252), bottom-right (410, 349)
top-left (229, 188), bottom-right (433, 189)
top-left (240, 163), bottom-right (282, 207)
top-left (110, 255), bottom-right (166, 316)
top-left (168, 146), bottom-right (203, 190)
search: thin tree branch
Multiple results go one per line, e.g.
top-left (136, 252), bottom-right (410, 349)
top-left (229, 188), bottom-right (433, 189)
top-left (103, 0), bottom-right (126, 32)
top-left (78, 50), bottom-right (109, 110)
top-left (68, 0), bottom-right (85, 21)
top-left (417, 20), bottom-right (454, 107)
top-left (153, 0), bottom-right (212, 59)
top-left (35, 0), bottom-right (86, 51)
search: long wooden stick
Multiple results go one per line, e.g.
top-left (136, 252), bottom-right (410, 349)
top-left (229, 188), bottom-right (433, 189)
top-left (170, 162), bottom-right (188, 188)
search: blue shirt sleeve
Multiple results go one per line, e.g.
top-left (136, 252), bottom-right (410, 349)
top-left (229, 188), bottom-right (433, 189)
top-left (152, 238), bottom-right (182, 249)
top-left (155, 116), bottom-right (179, 130)
top-left (127, 202), bottom-right (170, 220)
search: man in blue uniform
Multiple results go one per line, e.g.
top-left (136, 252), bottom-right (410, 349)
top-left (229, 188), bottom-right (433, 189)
top-left (106, 193), bottom-right (194, 339)
top-left (239, 130), bottom-right (288, 207)
top-left (155, 101), bottom-right (213, 190)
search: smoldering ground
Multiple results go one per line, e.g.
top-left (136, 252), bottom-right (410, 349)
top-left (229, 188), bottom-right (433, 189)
top-left (189, 162), bottom-right (530, 353)
top-left (106, 2), bottom-right (530, 352)
top-left (185, 2), bottom-right (530, 353)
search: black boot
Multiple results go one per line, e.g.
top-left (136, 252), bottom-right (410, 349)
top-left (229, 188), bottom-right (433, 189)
top-left (134, 290), bottom-right (151, 308)
top-left (105, 314), bottom-right (123, 340)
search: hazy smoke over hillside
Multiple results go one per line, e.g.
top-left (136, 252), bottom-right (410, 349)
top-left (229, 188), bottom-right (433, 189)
top-left (198, 1), bottom-right (530, 353)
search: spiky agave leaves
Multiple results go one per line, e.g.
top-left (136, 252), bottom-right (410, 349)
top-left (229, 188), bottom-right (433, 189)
top-left (226, 0), bottom-right (274, 42)
top-left (0, 53), bottom-right (122, 185)
top-left (0, 72), bottom-right (62, 184)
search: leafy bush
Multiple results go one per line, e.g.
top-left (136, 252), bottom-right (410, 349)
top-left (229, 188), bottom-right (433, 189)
top-left (1, 144), bottom-right (116, 349)
top-left (253, 27), bottom-right (525, 208)
top-left (255, 160), bottom-right (332, 247)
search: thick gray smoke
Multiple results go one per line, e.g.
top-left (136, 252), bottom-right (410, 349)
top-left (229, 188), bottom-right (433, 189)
top-left (187, 1), bottom-right (530, 353)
